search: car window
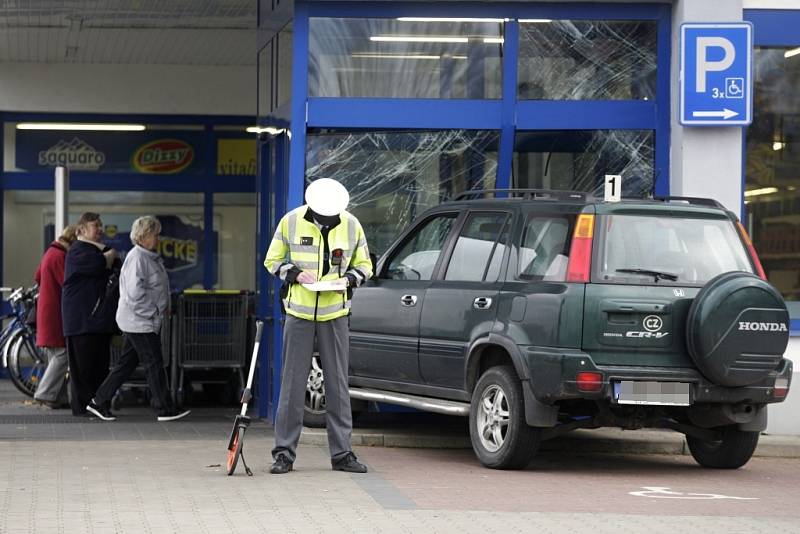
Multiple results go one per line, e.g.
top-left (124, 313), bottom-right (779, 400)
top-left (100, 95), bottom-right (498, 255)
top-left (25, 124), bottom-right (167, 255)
top-left (597, 214), bottom-right (754, 285)
top-left (384, 214), bottom-right (457, 280)
top-left (445, 213), bottom-right (510, 282)
top-left (518, 215), bottom-right (573, 281)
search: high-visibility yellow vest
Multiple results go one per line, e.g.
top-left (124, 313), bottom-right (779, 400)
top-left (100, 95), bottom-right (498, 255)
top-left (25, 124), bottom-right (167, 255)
top-left (264, 206), bottom-right (373, 322)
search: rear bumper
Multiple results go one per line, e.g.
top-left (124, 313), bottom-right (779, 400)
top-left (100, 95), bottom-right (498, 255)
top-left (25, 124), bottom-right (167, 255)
top-left (522, 346), bottom-right (793, 405)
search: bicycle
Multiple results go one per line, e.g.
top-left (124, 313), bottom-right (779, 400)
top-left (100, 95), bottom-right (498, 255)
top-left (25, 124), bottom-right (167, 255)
top-left (0, 285), bottom-right (46, 397)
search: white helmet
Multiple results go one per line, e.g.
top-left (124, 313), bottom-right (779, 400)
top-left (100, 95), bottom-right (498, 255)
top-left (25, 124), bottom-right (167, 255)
top-left (305, 178), bottom-right (349, 216)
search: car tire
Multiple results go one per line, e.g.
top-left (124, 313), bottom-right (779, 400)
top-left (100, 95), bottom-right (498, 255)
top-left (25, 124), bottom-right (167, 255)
top-left (302, 353), bottom-right (365, 429)
top-left (469, 366), bottom-right (541, 470)
top-left (686, 425), bottom-right (759, 469)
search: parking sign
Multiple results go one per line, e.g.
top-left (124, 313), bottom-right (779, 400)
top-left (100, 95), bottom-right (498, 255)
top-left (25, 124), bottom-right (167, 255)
top-left (680, 23), bottom-right (753, 126)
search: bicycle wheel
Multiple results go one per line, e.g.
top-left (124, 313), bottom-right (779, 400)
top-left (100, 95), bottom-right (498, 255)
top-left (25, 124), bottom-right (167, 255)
top-left (7, 329), bottom-right (46, 397)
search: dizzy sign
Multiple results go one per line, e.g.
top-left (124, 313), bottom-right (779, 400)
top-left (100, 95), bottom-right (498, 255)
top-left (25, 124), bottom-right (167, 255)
top-left (132, 139), bottom-right (194, 173)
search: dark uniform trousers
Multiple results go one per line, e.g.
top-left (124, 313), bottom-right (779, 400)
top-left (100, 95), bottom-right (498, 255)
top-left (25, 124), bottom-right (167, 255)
top-left (272, 315), bottom-right (352, 462)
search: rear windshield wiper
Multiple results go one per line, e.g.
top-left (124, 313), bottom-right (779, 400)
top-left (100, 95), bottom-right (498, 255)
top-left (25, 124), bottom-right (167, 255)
top-left (615, 268), bottom-right (678, 282)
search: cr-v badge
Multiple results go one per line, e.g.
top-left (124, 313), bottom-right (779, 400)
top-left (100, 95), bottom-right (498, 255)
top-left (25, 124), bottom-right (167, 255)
top-left (625, 315), bottom-right (669, 339)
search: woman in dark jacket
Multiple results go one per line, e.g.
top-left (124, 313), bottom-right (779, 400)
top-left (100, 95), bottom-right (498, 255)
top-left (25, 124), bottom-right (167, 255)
top-left (62, 212), bottom-right (120, 416)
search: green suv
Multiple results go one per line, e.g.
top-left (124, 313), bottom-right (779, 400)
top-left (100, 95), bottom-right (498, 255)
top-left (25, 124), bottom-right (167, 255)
top-left (304, 190), bottom-right (792, 470)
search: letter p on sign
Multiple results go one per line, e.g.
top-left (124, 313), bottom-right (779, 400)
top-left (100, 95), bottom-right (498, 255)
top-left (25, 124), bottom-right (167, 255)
top-left (695, 37), bottom-right (735, 93)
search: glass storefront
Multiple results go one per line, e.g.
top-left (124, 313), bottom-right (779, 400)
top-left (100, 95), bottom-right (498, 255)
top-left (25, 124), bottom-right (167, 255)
top-left (308, 17), bottom-right (504, 99)
top-left (2, 120), bottom-right (256, 292)
top-left (513, 129), bottom-right (655, 196)
top-left (746, 45), bottom-right (800, 312)
top-left (517, 20), bottom-right (657, 100)
top-left (305, 129), bottom-right (499, 254)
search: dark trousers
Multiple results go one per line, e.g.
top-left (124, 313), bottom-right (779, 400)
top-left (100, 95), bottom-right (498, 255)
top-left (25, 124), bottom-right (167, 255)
top-left (67, 334), bottom-right (111, 416)
top-left (93, 332), bottom-right (174, 413)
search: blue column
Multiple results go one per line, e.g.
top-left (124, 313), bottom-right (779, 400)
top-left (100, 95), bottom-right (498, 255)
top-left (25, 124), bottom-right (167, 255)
top-left (256, 137), bottom-right (271, 419)
top-left (496, 21), bottom-right (519, 191)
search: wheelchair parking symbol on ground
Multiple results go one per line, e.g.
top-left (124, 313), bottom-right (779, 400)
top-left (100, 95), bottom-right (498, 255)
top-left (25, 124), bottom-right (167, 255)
top-left (680, 23), bottom-right (753, 126)
top-left (629, 486), bottom-right (758, 500)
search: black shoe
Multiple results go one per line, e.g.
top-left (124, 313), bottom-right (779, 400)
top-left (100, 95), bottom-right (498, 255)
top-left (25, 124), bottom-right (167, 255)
top-left (270, 455), bottom-right (293, 475)
top-left (156, 409), bottom-right (191, 422)
top-left (331, 452), bottom-right (368, 473)
top-left (86, 400), bottom-right (116, 421)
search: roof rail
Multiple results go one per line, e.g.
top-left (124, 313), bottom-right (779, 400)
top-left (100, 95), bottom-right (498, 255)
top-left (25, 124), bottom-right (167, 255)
top-left (453, 189), bottom-right (590, 202)
top-left (652, 196), bottom-right (725, 209)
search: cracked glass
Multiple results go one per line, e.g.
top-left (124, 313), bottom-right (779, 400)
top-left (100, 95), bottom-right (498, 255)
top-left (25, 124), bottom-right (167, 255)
top-left (309, 17), bottom-right (503, 99)
top-left (518, 20), bottom-right (657, 100)
top-left (305, 130), bottom-right (500, 254)
top-left (513, 130), bottom-right (655, 197)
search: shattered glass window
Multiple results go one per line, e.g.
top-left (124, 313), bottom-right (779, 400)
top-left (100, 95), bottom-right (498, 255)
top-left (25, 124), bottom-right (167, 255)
top-left (518, 20), bottom-right (657, 100)
top-left (309, 17), bottom-right (503, 99)
top-left (513, 130), bottom-right (654, 197)
top-left (746, 46), bottom-right (800, 310)
top-left (306, 130), bottom-right (500, 255)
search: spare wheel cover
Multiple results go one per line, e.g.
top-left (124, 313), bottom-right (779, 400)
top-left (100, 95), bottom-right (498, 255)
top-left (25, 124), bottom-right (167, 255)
top-left (686, 271), bottom-right (789, 387)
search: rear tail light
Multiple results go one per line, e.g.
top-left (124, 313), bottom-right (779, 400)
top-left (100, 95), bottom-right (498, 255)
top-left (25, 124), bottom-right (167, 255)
top-left (736, 221), bottom-right (767, 280)
top-left (576, 371), bottom-right (603, 392)
top-left (774, 377), bottom-right (789, 399)
top-left (566, 214), bottom-right (595, 282)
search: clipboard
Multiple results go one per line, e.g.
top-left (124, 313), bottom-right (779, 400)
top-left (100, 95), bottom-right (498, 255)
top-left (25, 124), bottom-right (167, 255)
top-left (301, 279), bottom-right (347, 292)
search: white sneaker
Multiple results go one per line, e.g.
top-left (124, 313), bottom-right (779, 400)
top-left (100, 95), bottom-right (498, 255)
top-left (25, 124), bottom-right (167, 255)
top-left (157, 409), bottom-right (191, 422)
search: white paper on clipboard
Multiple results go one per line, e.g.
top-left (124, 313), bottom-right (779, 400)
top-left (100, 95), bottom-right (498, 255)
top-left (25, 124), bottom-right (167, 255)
top-left (301, 279), bottom-right (347, 292)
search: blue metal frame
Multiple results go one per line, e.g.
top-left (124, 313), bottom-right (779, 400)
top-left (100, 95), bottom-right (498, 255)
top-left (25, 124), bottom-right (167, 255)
top-left (257, 1), bottom-right (674, 419)
top-left (745, 9), bottom-right (800, 46)
top-left (295, 1), bottom-right (672, 198)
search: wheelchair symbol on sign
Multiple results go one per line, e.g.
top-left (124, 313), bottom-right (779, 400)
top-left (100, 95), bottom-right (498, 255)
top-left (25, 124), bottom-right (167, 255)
top-left (725, 78), bottom-right (744, 98)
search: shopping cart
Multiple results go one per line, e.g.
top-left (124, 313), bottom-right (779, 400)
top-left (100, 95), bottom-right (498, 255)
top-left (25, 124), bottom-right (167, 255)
top-left (173, 290), bottom-right (252, 408)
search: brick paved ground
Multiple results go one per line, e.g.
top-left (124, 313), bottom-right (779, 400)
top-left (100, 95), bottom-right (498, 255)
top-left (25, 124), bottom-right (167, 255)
top-left (1, 382), bottom-right (799, 533)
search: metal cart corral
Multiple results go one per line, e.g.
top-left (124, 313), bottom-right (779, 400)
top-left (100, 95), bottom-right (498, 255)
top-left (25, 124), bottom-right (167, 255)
top-left (172, 290), bottom-right (253, 407)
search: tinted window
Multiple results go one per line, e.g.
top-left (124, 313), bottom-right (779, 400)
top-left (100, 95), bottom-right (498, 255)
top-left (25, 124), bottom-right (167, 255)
top-left (445, 213), bottom-right (510, 282)
top-left (385, 214), bottom-right (456, 280)
top-left (597, 214), bottom-right (753, 285)
top-left (518, 215), bottom-right (573, 281)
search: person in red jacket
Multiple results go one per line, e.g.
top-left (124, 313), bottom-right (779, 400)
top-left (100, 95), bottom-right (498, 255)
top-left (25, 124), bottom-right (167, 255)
top-left (32, 225), bottom-right (77, 408)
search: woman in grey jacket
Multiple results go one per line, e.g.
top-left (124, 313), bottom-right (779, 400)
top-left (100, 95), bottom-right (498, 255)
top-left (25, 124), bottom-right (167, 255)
top-left (86, 216), bottom-right (190, 422)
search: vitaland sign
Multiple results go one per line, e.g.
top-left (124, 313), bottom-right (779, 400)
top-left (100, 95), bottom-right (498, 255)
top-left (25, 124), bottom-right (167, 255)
top-left (680, 22), bottom-right (753, 126)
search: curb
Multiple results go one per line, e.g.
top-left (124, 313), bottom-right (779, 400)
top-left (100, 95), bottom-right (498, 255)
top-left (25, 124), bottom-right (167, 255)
top-left (299, 427), bottom-right (800, 458)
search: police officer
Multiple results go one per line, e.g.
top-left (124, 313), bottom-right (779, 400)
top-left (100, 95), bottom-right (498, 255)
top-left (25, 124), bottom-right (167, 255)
top-left (265, 178), bottom-right (373, 474)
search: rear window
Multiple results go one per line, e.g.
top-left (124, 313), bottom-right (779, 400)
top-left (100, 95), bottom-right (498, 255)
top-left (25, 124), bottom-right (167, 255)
top-left (596, 214), bottom-right (753, 285)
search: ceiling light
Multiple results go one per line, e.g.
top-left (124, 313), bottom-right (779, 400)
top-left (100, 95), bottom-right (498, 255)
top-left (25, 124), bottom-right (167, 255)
top-left (519, 19), bottom-right (553, 23)
top-left (397, 17), bottom-right (507, 23)
top-left (352, 53), bottom-right (441, 60)
top-left (17, 123), bottom-right (146, 131)
top-left (773, 141), bottom-right (786, 151)
top-left (370, 36), bottom-right (468, 43)
top-left (246, 126), bottom-right (286, 135)
top-left (785, 47), bottom-right (800, 59)
top-left (744, 187), bottom-right (779, 198)
top-left (483, 37), bottom-right (504, 44)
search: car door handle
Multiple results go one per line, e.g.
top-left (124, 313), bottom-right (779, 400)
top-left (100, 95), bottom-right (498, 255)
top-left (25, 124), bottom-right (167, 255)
top-left (473, 297), bottom-right (493, 310)
top-left (400, 295), bottom-right (418, 307)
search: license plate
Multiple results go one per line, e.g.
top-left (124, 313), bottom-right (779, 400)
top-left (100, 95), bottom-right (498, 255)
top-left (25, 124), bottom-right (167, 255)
top-left (614, 381), bottom-right (691, 406)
